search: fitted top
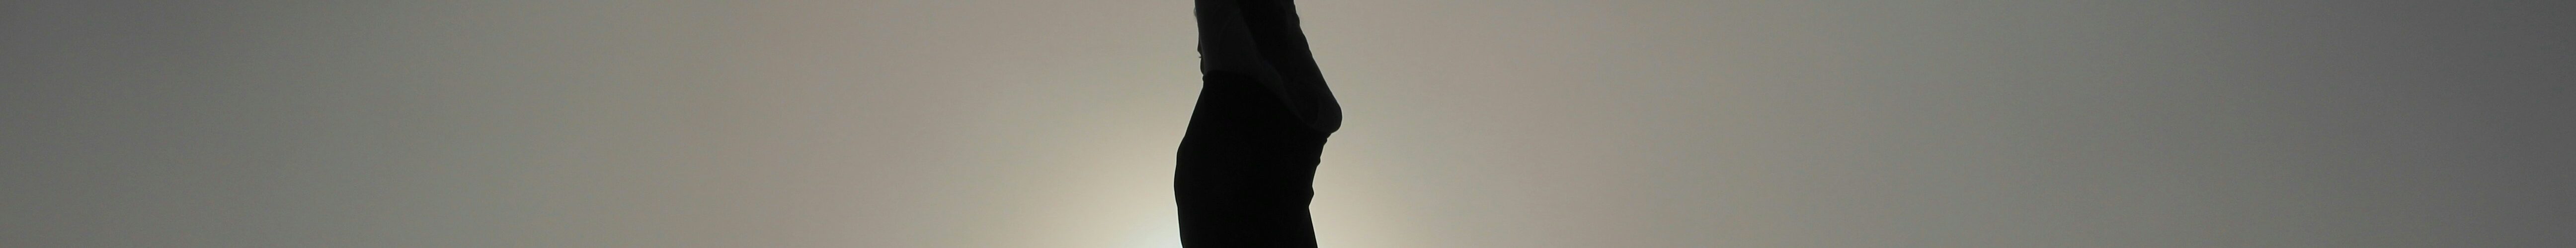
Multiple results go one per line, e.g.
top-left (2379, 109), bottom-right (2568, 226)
top-left (1197, 0), bottom-right (1341, 133)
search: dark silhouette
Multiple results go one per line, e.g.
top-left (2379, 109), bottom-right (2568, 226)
top-left (1175, 0), bottom-right (1340, 247)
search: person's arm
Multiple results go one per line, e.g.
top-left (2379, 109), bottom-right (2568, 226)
top-left (1199, 0), bottom-right (1342, 133)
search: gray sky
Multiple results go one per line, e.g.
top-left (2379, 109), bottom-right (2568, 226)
top-left (5, 0), bottom-right (2571, 247)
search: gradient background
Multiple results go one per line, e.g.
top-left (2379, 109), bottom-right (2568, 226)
top-left (5, 0), bottom-right (2571, 247)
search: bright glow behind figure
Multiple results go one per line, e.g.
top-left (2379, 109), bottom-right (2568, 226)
top-left (2, 1), bottom-right (2568, 248)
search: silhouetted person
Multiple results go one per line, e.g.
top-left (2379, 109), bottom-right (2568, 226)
top-left (1175, 0), bottom-right (1340, 247)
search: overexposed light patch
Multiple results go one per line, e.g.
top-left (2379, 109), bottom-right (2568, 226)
top-left (1128, 219), bottom-right (1183, 248)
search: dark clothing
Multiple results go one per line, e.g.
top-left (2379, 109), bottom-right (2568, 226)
top-left (1177, 0), bottom-right (1340, 247)
top-left (1176, 72), bottom-right (1330, 248)
top-left (1193, 0), bottom-right (1340, 132)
